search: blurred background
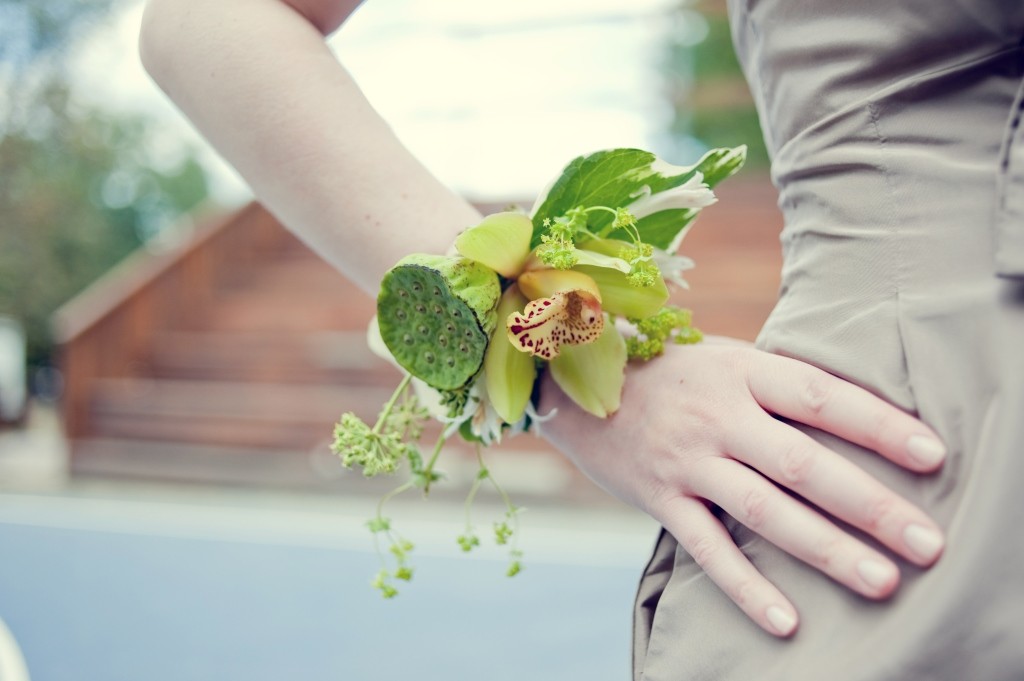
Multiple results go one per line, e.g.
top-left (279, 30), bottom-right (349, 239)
top-left (0, 0), bottom-right (781, 679)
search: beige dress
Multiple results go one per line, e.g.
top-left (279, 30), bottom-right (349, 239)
top-left (633, 2), bottom-right (1024, 679)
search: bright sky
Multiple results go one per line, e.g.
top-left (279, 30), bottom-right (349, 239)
top-left (70, 0), bottom-right (703, 204)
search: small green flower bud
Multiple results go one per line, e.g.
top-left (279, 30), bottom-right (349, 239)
top-left (494, 521), bottom-right (513, 546)
top-left (457, 534), bottom-right (480, 552)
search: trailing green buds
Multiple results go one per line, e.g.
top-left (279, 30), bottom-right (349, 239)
top-left (377, 254), bottom-right (500, 390)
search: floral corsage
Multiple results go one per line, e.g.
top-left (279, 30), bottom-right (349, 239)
top-left (332, 146), bottom-right (745, 596)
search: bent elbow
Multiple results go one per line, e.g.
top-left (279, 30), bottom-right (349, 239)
top-left (137, 0), bottom-right (180, 85)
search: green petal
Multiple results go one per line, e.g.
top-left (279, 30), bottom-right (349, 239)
top-left (485, 286), bottom-right (537, 423)
top-left (575, 237), bottom-right (623, 258)
top-left (574, 265), bottom-right (669, 319)
top-left (517, 268), bottom-right (602, 302)
top-left (455, 212), bottom-right (533, 278)
top-left (550, 320), bottom-right (626, 418)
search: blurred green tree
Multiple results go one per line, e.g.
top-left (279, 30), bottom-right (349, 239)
top-left (0, 0), bottom-right (210, 368)
top-left (663, 0), bottom-right (769, 170)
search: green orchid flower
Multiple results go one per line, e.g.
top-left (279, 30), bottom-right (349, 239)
top-left (454, 211), bottom-right (667, 421)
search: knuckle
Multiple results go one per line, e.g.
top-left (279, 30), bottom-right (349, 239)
top-left (728, 578), bottom-right (758, 607)
top-left (868, 408), bottom-right (901, 451)
top-left (688, 534), bottom-right (720, 570)
top-left (670, 451), bottom-right (724, 500)
top-left (863, 494), bottom-right (898, 532)
top-left (778, 442), bottom-right (815, 485)
top-left (732, 347), bottom-right (758, 376)
top-left (639, 480), bottom-right (674, 516)
top-left (800, 373), bottom-right (833, 416)
top-left (670, 406), bottom-right (720, 449)
top-left (729, 347), bottom-right (759, 387)
top-left (741, 489), bottom-right (771, 530)
top-left (811, 534), bottom-right (843, 570)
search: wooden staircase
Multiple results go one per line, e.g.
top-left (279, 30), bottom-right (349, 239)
top-left (53, 179), bottom-right (783, 495)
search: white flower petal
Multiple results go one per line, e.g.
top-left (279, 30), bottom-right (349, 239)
top-left (573, 248), bottom-right (632, 273)
top-left (464, 375), bottom-right (506, 445)
top-left (652, 248), bottom-right (695, 289)
top-left (628, 173), bottom-right (717, 219)
top-left (522, 401), bottom-right (558, 439)
top-left (411, 376), bottom-right (452, 424)
top-left (366, 315), bottom-right (398, 366)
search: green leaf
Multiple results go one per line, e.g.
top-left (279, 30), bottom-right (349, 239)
top-left (531, 149), bottom-right (657, 245)
top-left (693, 145), bottom-right (748, 187)
top-left (632, 209), bottom-right (694, 251)
top-left (531, 146), bottom-right (747, 252)
top-left (458, 419), bottom-right (484, 444)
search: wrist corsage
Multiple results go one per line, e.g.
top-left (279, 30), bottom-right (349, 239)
top-left (332, 146), bottom-right (746, 597)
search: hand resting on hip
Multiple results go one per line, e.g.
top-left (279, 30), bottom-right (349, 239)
top-left (539, 339), bottom-right (946, 638)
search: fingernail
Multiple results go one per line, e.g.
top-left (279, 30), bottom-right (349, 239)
top-left (766, 605), bottom-right (797, 636)
top-left (856, 559), bottom-right (895, 591)
top-left (904, 523), bottom-right (944, 563)
top-left (906, 435), bottom-right (946, 467)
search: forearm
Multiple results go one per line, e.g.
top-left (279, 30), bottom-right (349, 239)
top-left (139, 0), bottom-right (481, 294)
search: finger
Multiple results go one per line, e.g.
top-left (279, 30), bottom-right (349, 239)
top-left (744, 353), bottom-right (947, 472)
top-left (689, 458), bottom-right (901, 600)
top-left (726, 412), bottom-right (945, 566)
top-left (657, 496), bottom-right (799, 637)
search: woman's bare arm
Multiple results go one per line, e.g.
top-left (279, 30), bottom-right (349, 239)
top-left (139, 0), bottom-right (481, 293)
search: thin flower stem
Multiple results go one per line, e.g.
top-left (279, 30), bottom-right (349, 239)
top-left (420, 431), bottom-right (447, 495)
top-left (587, 204), bottom-right (645, 244)
top-left (477, 446), bottom-right (513, 515)
top-left (376, 480), bottom-right (414, 521)
top-left (585, 205), bottom-right (618, 218)
top-left (476, 445), bottom-right (521, 550)
top-left (371, 374), bottom-right (412, 434)
top-left (372, 480), bottom-right (414, 570)
top-left (463, 467), bottom-right (484, 533)
top-left (588, 206), bottom-right (622, 239)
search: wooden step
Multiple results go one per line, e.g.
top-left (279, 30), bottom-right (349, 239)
top-left (69, 435), bottom-right (614, 504)
top-left (194, 293), bottom-right (372, 333)
top-left (69, 437), bottom-right (396, 491)
top-left (88, 378), bottom-right (398, 449)
top-left (222, 253), bottom-right (354, 290)
top-left (194, 254), bottom-right (376, 333)
top-left (148, 330), bottom-right (395, 384)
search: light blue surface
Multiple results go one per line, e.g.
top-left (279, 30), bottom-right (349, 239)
top-left (0, 521), bottom-right (640, 680)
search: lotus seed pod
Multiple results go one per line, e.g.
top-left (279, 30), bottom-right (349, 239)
top-left (377, 254), bottom-right (500, 390)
